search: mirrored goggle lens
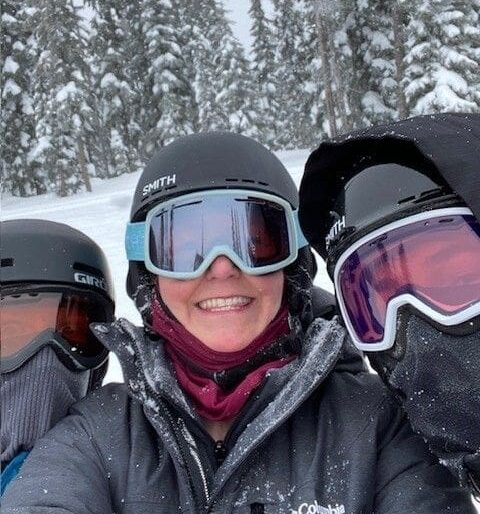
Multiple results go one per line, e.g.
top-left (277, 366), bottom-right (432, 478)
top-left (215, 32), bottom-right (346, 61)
top-left (337, 212), bottom-right (480, 346)
top-left (0, 291), bottom-right (111, 361)
top-left (148, 195), bottom-right (291, 274)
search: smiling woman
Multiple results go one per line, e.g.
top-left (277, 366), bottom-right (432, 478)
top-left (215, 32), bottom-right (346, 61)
top-left (2, 132), bottom-right (476, 514)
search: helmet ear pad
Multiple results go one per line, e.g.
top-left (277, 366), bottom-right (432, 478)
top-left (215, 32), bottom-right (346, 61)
top-left (127, 261), bottom-right (156, 326)
top-left (89, 362), bottom-right (108, 391)
top-left (283, 246), bottom-right (316, 328)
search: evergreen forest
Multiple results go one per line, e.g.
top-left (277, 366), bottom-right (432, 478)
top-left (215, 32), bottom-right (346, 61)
top-left (2, 0), bottom-right (479, 197)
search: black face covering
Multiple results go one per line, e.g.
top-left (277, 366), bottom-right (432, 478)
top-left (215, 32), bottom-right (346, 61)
top-left (369, 312), bottom-right (480, 482)
top-left (1, 347), bottom-right (90, 466)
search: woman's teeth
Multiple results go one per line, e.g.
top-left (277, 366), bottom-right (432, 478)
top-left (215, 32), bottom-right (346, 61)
top-left (198, 296), bottom-right (252, 311)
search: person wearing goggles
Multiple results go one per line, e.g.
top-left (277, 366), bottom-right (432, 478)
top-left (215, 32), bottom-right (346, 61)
top-left (3, 133), bottom-right (474, 514)
top-left (0, 219), bottom-right (115, 495)
top-left (299, 112), bottom-right (480, 498)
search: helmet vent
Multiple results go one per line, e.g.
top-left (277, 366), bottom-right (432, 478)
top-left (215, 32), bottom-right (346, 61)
top-left (225, 178), bottom-right (270, 186)
top-left (417, 187), bottom-right (446, 201)
top-left (1, 258), bottom-right (14, 267)
top-left (398, 195), bottom-right (416, 205)
top-left (397, 187), bottom-right (444, 206)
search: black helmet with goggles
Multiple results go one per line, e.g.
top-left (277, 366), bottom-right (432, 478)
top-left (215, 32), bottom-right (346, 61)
top-left (1, 219), bottom-right (115, 375)
top-left (299, 114), bottom-right (480, 353)
top-left (126, 133), bottom-right (313, 317)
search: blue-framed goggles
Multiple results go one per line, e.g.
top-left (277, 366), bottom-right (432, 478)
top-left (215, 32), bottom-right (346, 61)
top-left (126, 189), bottom-right (308, 279)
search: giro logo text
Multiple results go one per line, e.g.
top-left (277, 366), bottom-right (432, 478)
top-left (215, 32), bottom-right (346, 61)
top-left (291, 501), bottom-right (346, 514)
top-left (74, 272), bottom-right (107, 292)
top-left (142, 174), bottom-right (176, 196)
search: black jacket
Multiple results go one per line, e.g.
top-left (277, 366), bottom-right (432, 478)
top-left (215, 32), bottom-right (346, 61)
top-left (2, 317), bottom-right (475, 513)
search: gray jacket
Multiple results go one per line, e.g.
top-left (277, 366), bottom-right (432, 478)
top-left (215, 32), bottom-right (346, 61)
top-left (2, 317), bottom-right (475, 513)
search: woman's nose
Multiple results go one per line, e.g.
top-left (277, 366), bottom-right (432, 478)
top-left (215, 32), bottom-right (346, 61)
top-left (205, 255), bottom-right (240, 280)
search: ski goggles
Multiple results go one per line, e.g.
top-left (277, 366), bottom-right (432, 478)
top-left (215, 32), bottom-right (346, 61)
top-left (334, 207), bottom-right (480, 351)
top-left (1, 287), bottom-right (113, 373)
top-left (126, 189), bottom-right (308, 279)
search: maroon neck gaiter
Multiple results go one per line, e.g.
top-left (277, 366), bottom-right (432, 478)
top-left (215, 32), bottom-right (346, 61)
top-left (150, 296), bottom-right (295, 421)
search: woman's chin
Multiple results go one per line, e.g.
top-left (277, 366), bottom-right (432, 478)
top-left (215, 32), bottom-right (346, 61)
top-left (197, 332), bottom-right (255, 353)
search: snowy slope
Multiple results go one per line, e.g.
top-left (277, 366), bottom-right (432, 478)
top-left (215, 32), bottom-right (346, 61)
top-left (2, 149), bottom-right (333, 383)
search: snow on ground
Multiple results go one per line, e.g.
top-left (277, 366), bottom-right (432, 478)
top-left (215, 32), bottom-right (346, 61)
top-left (2, 149), bottom-right (333, 383)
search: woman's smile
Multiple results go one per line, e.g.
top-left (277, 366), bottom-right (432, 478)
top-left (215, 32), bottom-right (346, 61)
top-left (196, 295), bottom-right (253, 312)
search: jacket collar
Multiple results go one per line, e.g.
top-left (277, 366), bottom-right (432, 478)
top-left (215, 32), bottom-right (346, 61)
top-left (92, 316), bottom-right (353, 503)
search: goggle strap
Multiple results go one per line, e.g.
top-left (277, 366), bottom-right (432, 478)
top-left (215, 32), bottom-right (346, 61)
top-left (293, 210), bottom-right (309, 249)
top-left (125, 222), bottom-right (145, 261)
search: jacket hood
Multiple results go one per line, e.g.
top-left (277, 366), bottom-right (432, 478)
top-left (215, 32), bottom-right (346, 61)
top-left (299, 113), bottom-right (480, 259)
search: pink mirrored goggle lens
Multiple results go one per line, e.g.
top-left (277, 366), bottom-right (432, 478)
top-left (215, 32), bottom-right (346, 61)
top-left (337, 213), bottom-right (480, 345)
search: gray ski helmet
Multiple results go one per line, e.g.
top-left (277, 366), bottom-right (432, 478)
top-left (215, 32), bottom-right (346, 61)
top-left (126, 132), bottom-right (316, 323)
top-left (299, 113), bottom-right (480, 269)
top-left (322, 163), bottom-right (462, 273)
top-left (1, 219), bottom-right (114, 305)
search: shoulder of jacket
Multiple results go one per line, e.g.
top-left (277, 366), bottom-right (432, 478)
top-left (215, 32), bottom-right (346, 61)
top-left (324, 367), bottom-right (398, 418)
top-left (70, 383), bottom-right (144, 422)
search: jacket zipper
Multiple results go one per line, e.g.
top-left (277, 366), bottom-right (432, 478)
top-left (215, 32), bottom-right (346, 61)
top-left (214, 440), bottom-right (227, 467)
top-left (140, 376), bottom-right (210, 512)
top-left (178, 418), bottom-right (211, 505)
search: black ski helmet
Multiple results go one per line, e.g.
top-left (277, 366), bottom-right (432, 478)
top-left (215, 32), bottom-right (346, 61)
top-left (130, 132), bottom-right (299, 223)
top-left (322, 163), bottom-right (462, 270)
top-left (127, 132), bottom-right (316, 323)
top-left (1, 219), bottom-right (115, 305)
top-left (1, 219), bottom-right (115, 387)
top-left (298, 113), bottom-right (479, 275)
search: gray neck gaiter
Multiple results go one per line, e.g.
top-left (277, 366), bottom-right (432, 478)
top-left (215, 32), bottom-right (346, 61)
top-left (1, 346), bottom-right (90, 465)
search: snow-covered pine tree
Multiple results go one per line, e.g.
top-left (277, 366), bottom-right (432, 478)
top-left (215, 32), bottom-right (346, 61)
top-left (332, 0), bottom-right (375, 130)
top-left (118, 1), bottom-right (152, 162)
top-left (172, 0), bottom-right (202, 131)
top-left (292, 0), bottom-right (323, 147)
top-left (358, 0), bottom-right (398, 125)
top-left (249, 0), bottom-right (279, 147)
top-left (189, 0), bottom-right (256, 134)
top-left (457, 0), bottom-right (480, 110)
top-left (270, 0), bottom-right (318, 148)
top-left (404, 0), bottom-right (479, 114)
top-left (87, 0), bottom-right (137, 178)
top-left (141, 0), bottom-right (196, 156)
top-left (215, 2), bottom-right (258, 135)
top-left (1, 1), bottom-right (41, 196)
top-left (32, 0), bottom-right (93, 196)
top-left (312, 0), bottom-right (339, 136)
